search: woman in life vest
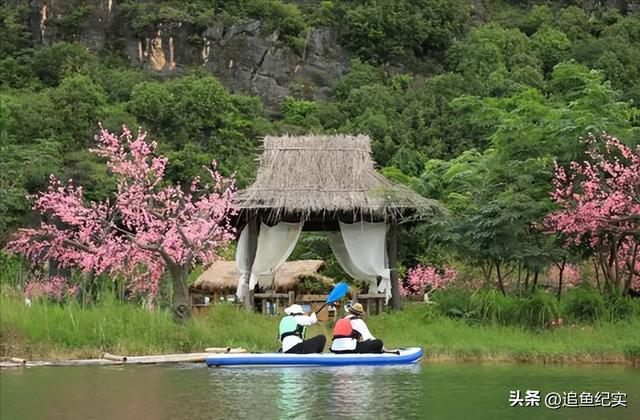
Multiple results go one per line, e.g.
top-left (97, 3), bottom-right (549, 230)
top-left (330, 302), bottom-right (384, 353)
top-left (279, 304), bottom-right (327, 353)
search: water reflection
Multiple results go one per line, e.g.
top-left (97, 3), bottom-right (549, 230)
top-left (3, 363), bottom-right (639, 420)
top-left (273, 365), bottom-right (422, 419)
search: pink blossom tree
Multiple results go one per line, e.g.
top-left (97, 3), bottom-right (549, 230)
top-left (6, 126), bottom-right (236, 320)
top-left (400, 264), bottom-right (457, 300)
top-left (545, 133), bottom-right (639, 295)
top-left (25, 275), bottom-right (78, 302)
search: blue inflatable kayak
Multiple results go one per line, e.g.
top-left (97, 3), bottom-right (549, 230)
top-left (206, 347), bottom-right (423, 367)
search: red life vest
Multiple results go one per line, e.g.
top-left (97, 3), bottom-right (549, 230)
top-left (332, 318), bottom-right (353, 339)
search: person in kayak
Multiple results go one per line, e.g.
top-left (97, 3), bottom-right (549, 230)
top-left (330, 302), bottom-right (384, 354)
top-left (279, 304), bottom-right (327, 354)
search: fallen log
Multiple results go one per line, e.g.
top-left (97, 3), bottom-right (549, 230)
top-left (0, 350), bottom-right (248, 368)
top-left (23, 359), bottom-right (121, 366)
top-left (102, 353), bottom-right (128, 362)
top-left (1, 361), bottom-right (25, 368)
top-left (204, 347), bottom-right (247, 354)
top-left (125, 352), bottom-right (214, 364)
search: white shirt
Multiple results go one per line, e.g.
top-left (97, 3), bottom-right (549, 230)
top-left (331, 336), bottom-right (356, 351)
top-left (349, 317), bottom-right (375, 341)
top-left (330, 315), bottom-right (376, 352)
top-left (281, 313), bottom-right (317, 353)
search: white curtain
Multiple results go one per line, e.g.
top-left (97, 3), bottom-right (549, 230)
top-left (236, 221), bottom-right (303, 299)
top-left (328, 221), bottom-right (392, 302)
top-left (235, 226), bottom-right (250, 298)
top-left (326, 232), bottom-right (374, 282)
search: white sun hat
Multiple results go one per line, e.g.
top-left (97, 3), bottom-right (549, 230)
top-left (284, 304), bottom-right (305, 315)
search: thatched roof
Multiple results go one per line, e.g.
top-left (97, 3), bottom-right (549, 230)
top-left (191, 259), bottom-right (333, 292)
top-left (233, 134), bottom-right (440, 222)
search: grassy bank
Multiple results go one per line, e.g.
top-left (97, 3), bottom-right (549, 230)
top-left (1, 292), bottom-right (639, 365)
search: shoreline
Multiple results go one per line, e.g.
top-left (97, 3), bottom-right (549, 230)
top-left (2, 349), bottom-right (638, 369)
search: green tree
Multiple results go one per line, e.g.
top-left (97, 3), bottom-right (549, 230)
top-left (50, 74), bottom-right (107, 148)
top-left (31, 42), bottom-right (96, 86)
top-left (339, 0), bottom-right (469, 63)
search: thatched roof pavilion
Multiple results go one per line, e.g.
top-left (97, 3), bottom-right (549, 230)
top-left (233, 134), bottom-right (439, 225)
top-left (192, 260), bottom-right (332, 293)
top-left (234, 134), bottom-right (440, 310)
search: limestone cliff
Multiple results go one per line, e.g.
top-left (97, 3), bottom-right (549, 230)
top-left (31, 0), bottom-right (349, 106)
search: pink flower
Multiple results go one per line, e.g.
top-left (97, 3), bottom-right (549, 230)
top-left (25, 276), bottom-right (76, 302)
top-left (7, 126), bottom-right (237, 304)
top-left (545, 133), bottom-right (639, 291)
top-left (401, 264), bottom-right (457, 297)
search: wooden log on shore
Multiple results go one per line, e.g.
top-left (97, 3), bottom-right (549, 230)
top-left (125, 352), bottom-right (214, 364)
top-left (204, 347), bottom-right (247, 353)
top-left (0, 350), bottom-right (247, 368)
top-left (26, 359), bottom-right (121, 366)
top-left (0, 359), bottom-right (122, 368)
top-left (102, 353), bottom-right (127, 362)
top-left (1, 361), bottom-right (24, 368)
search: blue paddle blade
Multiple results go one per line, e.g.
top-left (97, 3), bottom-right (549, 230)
top-left (326, 282), bottom-right (349, 304)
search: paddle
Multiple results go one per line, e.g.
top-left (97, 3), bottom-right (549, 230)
top-left (314, 282), bottom-right (349, 315)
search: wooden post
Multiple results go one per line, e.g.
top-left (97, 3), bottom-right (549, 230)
top-left (242, 284), bottom-right (251, 310)
top-left (243, 215), bottom-right (259, 311)
top-left (288, 291), bottom-right (295, 305)
top-left (388, 220), bottom-right (401, 310)
top-left (352, 288), bottom-right (358, 303)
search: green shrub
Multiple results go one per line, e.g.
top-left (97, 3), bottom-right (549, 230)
top-left (339, 0), bottom-right (469, 63)
top-left (430, 286), bottom-right (474, 319)
top-left (281, 97), bottom-right (317, 125)
top-left (470, 288), bottom-right (518, 325)
top-left (31, 42), bottom-right (95, 86)
top-left (0, 253), bottom-right (23, 287)
top-left (562, 282), bottom-right (606, 322)
top-left (604, 294), bottom-right (638, 321)
top-left (517, 290), bottom-right (560, 328)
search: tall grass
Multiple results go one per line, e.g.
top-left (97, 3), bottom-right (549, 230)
top-left (369, 304), bottom-right (640, 363)
top-left (0, 288), bottom-right (291, 359)
top-left (431, 285), bottom-right (640, 328)
top-left (2, 287), bottom-right (639, 363)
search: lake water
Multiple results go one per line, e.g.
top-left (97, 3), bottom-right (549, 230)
top-left (1, 362), bottom-right (638, 419)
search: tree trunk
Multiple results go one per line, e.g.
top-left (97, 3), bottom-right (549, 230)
top-left (495, 262), bottom-right (506, 295)
top-left (79, 270), bottom-right (94, 306)
top-left (612, 235), bottom-right (620, 287)
top-left (532, 270), bottom-right (539, 291)
top-left (556, 258), bottom-right (566, 299)
top-left (388, 221), bottom-right (401, 310)
top-left (623, 241), bottom-right (638, 296)
top-left (168, 263), bottom-right (191, 322)
top-left (481, 262), bottom-right (494, 285)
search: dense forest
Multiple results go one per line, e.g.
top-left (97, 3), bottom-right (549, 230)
top-left (1, 0), bottom-right (639, 299)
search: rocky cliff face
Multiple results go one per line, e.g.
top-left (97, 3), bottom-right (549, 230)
top-left (28, 0), bottom-right (639, 106)
top-left (32, 0), bottom-right (350, 106)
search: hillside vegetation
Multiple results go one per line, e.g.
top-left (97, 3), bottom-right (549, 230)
top-left (1, 1), bottom-right (639, 307)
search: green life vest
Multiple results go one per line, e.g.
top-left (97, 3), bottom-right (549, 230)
top-left (279, 315), bottom-right (305, 341)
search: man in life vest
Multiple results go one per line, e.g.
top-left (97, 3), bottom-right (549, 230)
top-left (279, 304), bottom-right (327, 353)
top-left (330, 302), bottom-right (384, 353)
